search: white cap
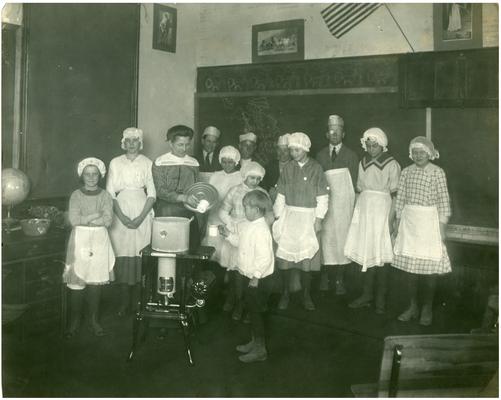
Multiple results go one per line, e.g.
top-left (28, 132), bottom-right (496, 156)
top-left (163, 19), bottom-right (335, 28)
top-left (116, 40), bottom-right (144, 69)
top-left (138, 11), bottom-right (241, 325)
top-left (218, 145), bottom-right (241, 165)
top-left (361, 127), bottom-right (388, 152)
top-left (241, 161), bottom-right (265, 179)
top-left (77, 157), bottom-right (106, 177)
top-left (288, 132), bottom-right (311, 152)
top-left (202, 126), bottom-right (221, 139)
top-left (239, 132), bottom-right (257, 143)
top-left (328, 115), bottom-right (344, 128)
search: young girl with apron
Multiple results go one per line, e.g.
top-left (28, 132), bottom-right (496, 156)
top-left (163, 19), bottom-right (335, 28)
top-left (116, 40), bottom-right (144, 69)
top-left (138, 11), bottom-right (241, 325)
top-left (273, 132), bottom-right (329, 311)
top-left (392, 137), bottom-right (452, 326)
top-left (64, 157), bottom-right (115, 337)
top-left (344, 128), bottom-right (401, 314)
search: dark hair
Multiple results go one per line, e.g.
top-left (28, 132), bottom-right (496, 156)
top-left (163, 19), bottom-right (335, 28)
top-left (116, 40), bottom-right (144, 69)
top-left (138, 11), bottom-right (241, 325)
top-left (166, 125), bottom-right (194, 142)
top-left (242, 190), bottom-right (271, 216)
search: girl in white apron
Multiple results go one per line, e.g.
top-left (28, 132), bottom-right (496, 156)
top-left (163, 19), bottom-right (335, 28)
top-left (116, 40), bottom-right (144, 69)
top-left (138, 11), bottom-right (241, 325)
top-left (64, 158), bottom-right (115, 337)
top-left (218, 161), bottom-right (273, 321)
top-left (392, 137), bottom-right (452, 326)
top-left (273, 132), bottom-right (329, 311)
top-left (202, 146), bottom-right (243, 263)
top-left (344, 128), bottom-right (401, 314)
top-left (106, 128), bottom-right (156, 317)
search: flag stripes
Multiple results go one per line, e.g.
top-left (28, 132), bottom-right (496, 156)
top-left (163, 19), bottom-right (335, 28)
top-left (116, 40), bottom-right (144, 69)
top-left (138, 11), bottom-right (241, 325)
top-left (321, 3), bottom-right (381, 38)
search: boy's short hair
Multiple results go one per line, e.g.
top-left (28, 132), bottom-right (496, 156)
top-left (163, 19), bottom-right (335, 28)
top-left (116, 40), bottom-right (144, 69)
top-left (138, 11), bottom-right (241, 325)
top-left (166, 125), bottom-right (194, 142)
top-left (242, 190), bottom-right (271, 215)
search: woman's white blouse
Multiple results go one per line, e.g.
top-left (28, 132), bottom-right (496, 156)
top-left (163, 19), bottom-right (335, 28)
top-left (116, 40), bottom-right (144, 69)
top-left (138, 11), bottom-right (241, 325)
top-left (106, 154), bottom-right (156, 198)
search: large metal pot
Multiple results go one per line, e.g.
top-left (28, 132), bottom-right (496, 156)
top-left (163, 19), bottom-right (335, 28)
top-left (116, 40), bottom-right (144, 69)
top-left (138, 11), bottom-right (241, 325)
top-left (151, 217), bottom-right (191, 253)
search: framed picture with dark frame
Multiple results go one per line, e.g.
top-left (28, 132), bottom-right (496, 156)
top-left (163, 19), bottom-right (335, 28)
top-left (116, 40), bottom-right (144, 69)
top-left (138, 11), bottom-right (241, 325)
top-left (433, 3), bottom-right (482, 51)
top-left (152, 4), bottom-right (177, 53)
top-left (252, 19), bottom-right (304, 63)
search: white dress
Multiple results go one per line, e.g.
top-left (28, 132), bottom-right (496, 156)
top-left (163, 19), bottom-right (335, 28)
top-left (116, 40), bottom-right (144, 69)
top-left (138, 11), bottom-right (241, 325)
top-left (106, 154), bottom-right (156, 258)
top-left (344, 153), bottom-right (401, 271)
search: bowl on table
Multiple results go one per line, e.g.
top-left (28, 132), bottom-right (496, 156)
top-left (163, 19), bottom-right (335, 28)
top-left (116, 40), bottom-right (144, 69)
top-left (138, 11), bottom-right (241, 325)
top-left (20, 218), bottom-right (51, 236)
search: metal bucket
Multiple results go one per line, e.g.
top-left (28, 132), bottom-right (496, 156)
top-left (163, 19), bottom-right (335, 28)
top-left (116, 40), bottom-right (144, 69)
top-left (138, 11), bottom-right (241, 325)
top-left (151, 217), bottom-right (191, 253)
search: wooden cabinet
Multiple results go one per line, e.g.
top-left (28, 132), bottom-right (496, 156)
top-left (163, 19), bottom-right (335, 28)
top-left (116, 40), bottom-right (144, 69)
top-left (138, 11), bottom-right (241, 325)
top-left (400, 48), bottom-right (498, 108)
top-left (2, 229), bottom-right (68, 338)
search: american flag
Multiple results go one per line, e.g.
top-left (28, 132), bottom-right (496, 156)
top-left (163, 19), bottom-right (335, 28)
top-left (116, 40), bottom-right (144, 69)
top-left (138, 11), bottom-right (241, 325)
top-left (321, 3), bottom-right (382, 38)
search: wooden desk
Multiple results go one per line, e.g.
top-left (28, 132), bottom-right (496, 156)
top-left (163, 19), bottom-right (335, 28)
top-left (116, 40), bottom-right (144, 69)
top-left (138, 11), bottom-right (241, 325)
top-left (2, 228), bottom-right (68, 338)
top-left (127, 245), bottom-right (214, 366)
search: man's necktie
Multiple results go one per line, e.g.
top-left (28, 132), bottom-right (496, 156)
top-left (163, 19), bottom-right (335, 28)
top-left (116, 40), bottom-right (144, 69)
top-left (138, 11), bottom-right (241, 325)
top-left (331, 147), bottom-right (337, 163)
top-left (205, 152), bottom-right (211, 169)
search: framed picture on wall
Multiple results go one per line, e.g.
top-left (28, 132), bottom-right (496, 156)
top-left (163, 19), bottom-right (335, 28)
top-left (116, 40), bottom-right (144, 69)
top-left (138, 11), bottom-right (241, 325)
top-left (252, 19), bottom-right (304, 63)
top-left (153, 4), bottom-right (177, 53)
top-left (433, 3), bottom-right (482, 51)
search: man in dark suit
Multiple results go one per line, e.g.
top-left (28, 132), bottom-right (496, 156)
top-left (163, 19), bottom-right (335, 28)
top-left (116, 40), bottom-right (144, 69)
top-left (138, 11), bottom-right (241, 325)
top-left (316, 115), bottom-right (359, 296)
top-left (196, 126), bottom-right (222, 173)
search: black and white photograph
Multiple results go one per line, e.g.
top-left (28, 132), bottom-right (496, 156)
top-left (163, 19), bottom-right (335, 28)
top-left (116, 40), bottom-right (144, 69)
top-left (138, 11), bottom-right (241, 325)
top-left (1, 2), bottom-right (499, 398)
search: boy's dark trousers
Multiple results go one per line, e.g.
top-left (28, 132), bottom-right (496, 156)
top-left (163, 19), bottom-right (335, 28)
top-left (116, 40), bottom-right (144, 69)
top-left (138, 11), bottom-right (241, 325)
top-left (241, 274), bottom-right (273, 338)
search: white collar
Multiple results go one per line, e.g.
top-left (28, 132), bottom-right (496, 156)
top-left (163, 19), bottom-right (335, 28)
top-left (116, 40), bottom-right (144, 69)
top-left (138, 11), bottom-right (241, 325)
top-left (155, 152), bottom-right (199, 167)
top-left (329, 143), bottom-right (343, 154)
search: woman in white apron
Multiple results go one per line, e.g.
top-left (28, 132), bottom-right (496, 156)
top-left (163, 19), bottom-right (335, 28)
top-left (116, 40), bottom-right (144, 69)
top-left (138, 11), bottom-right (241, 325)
top-left (392, 137), bottom-right (452, 326)
top-left (64, 158), bottom-right (115, 337)
top-left (106, 128), bottom-right (156, 317)
top-left (344, 128), bottom-right (401, 314)
top-left (273, 132), bottom-right (329, 311)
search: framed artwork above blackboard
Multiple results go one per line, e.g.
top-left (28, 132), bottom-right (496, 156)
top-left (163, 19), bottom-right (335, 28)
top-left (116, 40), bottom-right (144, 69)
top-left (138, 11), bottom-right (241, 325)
top-left (252, 19), bottom-right (304, 63)
top-left (433, 3), bottom-right (482, 51)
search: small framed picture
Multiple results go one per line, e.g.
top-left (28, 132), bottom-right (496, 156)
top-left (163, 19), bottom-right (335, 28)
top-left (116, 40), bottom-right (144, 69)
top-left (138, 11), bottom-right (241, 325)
top-left (433, 3), bottom-right (482, 51)
top-left (152, 4), bottom-right (177, 53)
top-left (252, 19), bottom-right (305, 64)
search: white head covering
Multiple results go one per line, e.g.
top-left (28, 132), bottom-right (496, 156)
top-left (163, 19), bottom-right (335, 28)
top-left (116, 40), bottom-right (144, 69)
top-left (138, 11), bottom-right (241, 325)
top-left (328, 115), bottom-right (344, 128)
top-left (360, 127), bottom-right (388, 152)
top-left (239, 132), bottom-right (257, 143)
top-left (241, 161), bottom-right (265, 180)
top-left (288, 132), bottom-right (311, 152)
top-left (121, 127), bottom-right (143, 150)
top-left (78, 157), bottom-right (106, 177)
top-left (218, 145), bottom-right (241, 165)
top-left (409, 136), bottom-right (440, 160)
top-left (277, 133), bottom-right (290, 147)
top-left (202, 126), bottom-right (221, 139)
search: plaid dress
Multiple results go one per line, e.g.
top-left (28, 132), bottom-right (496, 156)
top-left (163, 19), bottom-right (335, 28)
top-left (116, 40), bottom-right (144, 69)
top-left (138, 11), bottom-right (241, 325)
top-left (392, 163), bottom-right (452, 274)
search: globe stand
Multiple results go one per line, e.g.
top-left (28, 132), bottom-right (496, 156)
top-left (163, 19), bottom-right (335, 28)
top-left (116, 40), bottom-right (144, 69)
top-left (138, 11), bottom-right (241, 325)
top-left (2, 206), bottom-right (20, 234)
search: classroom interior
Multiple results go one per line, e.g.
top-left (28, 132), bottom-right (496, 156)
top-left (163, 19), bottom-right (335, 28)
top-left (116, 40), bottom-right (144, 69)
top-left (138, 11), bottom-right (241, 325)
top-left (1, 2), bottom-right (499, 397)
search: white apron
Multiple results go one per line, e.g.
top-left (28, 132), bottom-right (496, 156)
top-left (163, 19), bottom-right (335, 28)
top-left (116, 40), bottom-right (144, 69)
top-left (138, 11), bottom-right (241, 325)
top-left (344, 190), bottom-right (393, 271)
top-left (393, 205), bottom-right (442, 262)
top-left (273, 205), bottom-right (318, 263)
top-left (71, 226), bottom-right (115, 284)
top-left (321, 168), bottom-right (355, 265)
top-left (109, 188), bottom-right (153, 257)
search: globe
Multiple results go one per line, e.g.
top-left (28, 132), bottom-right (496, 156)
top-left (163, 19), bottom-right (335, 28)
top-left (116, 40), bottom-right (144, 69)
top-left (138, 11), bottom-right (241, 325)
top-left (2, 168), bottom-right (30, 207)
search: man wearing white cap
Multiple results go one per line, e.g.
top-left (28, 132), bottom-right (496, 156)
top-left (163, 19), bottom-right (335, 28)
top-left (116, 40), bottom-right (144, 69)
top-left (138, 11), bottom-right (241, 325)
top-left (316, 115), bottom-right (359, 295)
top-left (238, 132), bottom-right (258, 170)
top-left (195, 126), bottom-right (222, 173)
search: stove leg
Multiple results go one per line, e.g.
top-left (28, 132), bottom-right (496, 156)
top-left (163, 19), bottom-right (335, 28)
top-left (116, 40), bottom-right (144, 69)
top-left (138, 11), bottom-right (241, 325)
top-left (181, 318), bottom-right (194, 366)
top-left (127, 313), bottom-right (143, 362)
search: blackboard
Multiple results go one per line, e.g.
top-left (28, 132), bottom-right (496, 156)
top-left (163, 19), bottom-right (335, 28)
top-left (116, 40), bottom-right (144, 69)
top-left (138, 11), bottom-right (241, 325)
top-left (197, 92), bottom-right (497, 228)
top-left (23, 4), bottom-right (139, 198)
